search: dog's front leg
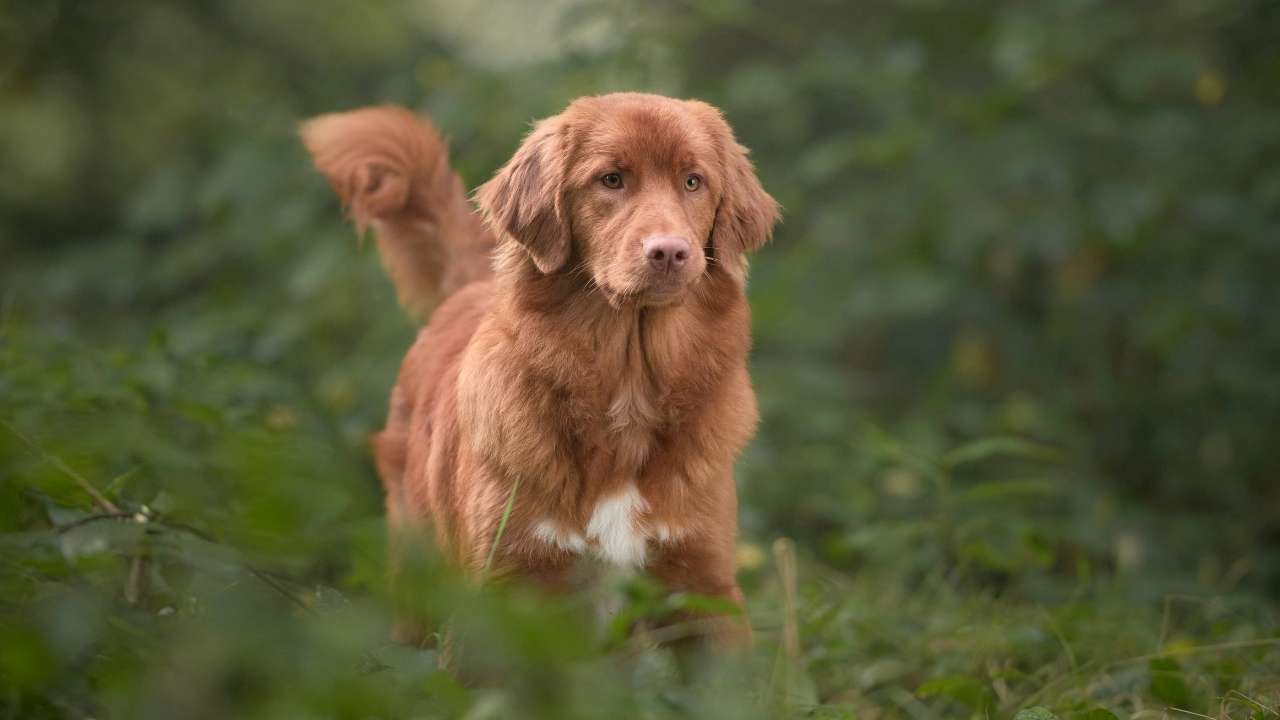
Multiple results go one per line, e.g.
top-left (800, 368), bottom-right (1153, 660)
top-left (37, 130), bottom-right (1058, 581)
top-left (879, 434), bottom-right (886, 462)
top-left (643, 476), bottom-right (752, 654)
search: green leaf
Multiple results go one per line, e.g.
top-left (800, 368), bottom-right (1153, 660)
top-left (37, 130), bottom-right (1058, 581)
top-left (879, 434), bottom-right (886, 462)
top-left (1150, 657), bottom-right (1192, 708)
top-left (665, 592), bottom-right (743, 616)
top-left (917, 675), bottom-right (992, 710)
top-left (941, 436), bottom-right (1061, 469)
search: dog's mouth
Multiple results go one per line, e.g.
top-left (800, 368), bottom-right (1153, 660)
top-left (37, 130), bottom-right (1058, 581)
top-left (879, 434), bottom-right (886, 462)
top-left (599, 277), bottom-right (692, 309)
top-left (593, 252), bottom-right (707, 309)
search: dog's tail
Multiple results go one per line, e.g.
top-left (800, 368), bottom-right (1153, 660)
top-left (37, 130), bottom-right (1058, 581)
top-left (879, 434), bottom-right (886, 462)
top-left (301, 106), bottom-right (495, 321)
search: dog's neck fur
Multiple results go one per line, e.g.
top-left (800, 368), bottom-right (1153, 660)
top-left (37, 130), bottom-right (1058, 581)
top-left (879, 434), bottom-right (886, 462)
top-left (490, 242), bottom-right (749, 443)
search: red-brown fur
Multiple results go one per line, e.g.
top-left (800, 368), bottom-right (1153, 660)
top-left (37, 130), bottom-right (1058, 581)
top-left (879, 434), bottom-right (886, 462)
top-left (302, 93), bottom-right (779, 646)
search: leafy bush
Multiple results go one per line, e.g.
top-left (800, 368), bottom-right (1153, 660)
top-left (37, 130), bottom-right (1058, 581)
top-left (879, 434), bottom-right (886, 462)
top-left (2, 1), bottom-right (1278, 717)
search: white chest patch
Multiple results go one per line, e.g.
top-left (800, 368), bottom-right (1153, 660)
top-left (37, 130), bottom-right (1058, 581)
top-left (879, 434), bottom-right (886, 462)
top-left (586, 485), bottom-right (649, 568)
top-left (531, 486), bottom-right (690, 568)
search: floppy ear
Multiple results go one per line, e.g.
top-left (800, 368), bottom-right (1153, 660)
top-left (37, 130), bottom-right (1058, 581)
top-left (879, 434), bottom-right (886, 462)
top-left (475, 117), bottom-right (571, 274)
top-left (716, 141), bottom-right (780, 255)
top-left (688, 101), bottom-right (780, 257)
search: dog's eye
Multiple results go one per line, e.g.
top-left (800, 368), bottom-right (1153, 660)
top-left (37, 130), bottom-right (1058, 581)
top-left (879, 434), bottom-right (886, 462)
top-left (601, 173), bottom-right (623, 189)
top-left (684, 174), bottom-right (702, 192)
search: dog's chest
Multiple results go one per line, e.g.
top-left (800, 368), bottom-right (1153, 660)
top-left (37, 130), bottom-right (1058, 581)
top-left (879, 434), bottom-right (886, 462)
top-left (606, 374), bottom-right (662, 471)
top-left (530, 380), bottom-right (683, 569)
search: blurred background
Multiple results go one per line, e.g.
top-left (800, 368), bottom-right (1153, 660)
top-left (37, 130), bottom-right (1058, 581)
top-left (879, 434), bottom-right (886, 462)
top-left (2, 1), bottom-right (1278, 718)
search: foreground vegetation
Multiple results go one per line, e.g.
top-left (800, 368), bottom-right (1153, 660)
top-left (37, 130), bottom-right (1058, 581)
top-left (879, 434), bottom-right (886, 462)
top-left (4, 331), bottom-right (1277, 717)
top-left (2, 1), bottom-right (1278, 717)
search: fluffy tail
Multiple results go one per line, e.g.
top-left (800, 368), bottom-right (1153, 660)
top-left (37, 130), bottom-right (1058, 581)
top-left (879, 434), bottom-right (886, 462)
top-left (301, 106), bottom-right (495, 320)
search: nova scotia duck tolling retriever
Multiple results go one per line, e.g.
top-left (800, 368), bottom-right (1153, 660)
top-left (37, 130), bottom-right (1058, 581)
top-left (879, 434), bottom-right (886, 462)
top-left (301, 92), bottom-right (779, 650)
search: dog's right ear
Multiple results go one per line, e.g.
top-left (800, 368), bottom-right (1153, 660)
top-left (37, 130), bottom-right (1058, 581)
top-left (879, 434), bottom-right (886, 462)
top-left (475, 118), bottom-right (571, 274)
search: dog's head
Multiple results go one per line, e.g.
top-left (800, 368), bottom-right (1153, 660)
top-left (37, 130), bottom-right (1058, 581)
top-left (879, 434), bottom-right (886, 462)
top-left (477, 93), bottom-right (779, 307)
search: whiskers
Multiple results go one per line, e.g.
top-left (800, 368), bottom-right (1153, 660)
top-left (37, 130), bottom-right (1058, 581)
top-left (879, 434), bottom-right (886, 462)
top-left (566, 258), bottom-right (606, 301)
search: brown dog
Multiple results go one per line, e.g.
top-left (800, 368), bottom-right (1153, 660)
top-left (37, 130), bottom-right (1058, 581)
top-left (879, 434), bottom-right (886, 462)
top-left (302, 93), bottom-right (778, 646)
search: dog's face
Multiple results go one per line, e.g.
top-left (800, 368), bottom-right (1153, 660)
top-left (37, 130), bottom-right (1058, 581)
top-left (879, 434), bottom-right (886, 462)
top-left (477, 93), bottom-right (779, 306)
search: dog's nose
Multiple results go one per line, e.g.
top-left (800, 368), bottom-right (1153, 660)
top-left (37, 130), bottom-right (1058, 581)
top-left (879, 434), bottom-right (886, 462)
top-left (643, 236), bottom-right (691, 273)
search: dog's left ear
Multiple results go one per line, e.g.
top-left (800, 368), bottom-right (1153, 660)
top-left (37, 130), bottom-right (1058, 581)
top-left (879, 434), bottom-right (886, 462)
top-left (475, 117), bottom-right (571, 274)
top-left (717, 142), bottom-right (780, 256)
top-left (691, 102), bottom-right (781, 257)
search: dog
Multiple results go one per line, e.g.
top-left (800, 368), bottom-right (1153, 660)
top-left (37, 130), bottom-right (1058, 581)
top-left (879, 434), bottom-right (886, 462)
top-left (302, 93), bottom-right (779, 648)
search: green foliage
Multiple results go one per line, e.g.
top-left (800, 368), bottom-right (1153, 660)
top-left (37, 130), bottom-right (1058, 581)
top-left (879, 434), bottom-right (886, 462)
top-left (3, 0), bottom-right (1280, 718)
top-left (1149, 657), bottom-right (1194, 709)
